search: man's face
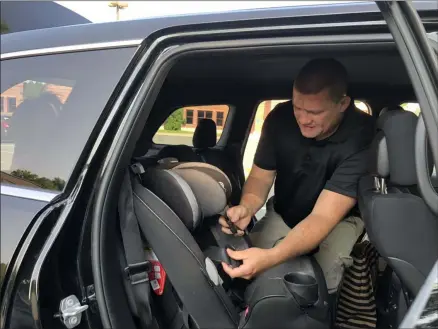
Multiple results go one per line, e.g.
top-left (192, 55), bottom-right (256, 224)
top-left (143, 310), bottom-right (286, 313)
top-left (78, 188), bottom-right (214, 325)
top-left (292, 87), bottom-right (350, 140)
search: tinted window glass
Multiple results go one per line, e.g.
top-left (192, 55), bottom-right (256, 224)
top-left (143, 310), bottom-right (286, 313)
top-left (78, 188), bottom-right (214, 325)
top-left (400, 102), bottom-right (421, 116)
top-left (1, 194), bottom-right (49, 288)
top-left (153, 105), bottom-right (230, 146)
top-left (0, 48), bottom-right (136, 191)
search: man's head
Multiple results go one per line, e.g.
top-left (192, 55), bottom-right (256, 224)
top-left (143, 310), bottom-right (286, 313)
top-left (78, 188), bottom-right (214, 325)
top-left (292, 58), bottom-right (351, 140)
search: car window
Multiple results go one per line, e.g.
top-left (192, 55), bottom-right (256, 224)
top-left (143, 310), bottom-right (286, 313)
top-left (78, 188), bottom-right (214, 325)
top-left (354, 100), bottom-right (372, 115)
top-left (0, 47), bottom-right (136, 192)
top-left (153, 105), bottom-right (230, 146)
top-left (401, 102), bottom-right (421, 116)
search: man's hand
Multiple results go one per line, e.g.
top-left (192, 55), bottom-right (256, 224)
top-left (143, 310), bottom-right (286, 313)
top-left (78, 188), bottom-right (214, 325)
top-left (219, 205), bottom-right (253, 236)
top-left (221, 247), bottom-right (274, 279)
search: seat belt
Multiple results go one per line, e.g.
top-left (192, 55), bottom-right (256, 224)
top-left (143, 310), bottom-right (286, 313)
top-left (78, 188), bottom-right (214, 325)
top-left (119, 168), bottom-right (157, 329)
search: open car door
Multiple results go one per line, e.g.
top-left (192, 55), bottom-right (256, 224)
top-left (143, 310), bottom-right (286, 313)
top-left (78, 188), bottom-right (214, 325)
top-left (377, 1), bottom-right (438, 328)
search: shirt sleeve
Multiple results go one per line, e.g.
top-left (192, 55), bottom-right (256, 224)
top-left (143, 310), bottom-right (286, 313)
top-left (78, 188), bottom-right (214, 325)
top-left (253, 111), bottom-right (277, 170)
top-left (324, 147), bottom-right (371, 198)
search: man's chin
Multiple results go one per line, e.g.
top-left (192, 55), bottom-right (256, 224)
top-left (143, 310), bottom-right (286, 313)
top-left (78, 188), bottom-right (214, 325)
top-left (300, 128), bottom-right (319, 139)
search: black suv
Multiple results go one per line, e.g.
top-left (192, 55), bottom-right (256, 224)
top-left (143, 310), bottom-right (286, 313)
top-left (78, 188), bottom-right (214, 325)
top-left (1, 2), bottom-right (437, 329)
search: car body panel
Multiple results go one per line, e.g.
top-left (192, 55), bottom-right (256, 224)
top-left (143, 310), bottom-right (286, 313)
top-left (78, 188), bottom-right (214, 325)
top-left (0, 1), bottom-right (437, 328)
top-left (1, 1), bottom-right (437, 55)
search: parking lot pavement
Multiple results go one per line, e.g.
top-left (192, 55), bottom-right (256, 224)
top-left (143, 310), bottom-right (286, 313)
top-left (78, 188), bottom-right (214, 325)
top-left (153, 133), bottom-right (193, 146)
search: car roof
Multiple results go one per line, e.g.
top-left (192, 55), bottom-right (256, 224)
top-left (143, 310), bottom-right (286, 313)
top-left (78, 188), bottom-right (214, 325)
top-left (2, 1), bottom-right (436, 55)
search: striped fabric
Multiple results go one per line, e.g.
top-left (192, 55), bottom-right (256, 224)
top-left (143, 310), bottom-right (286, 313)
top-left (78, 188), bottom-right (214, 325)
top-left (335, 240), bottom-right (381, 329)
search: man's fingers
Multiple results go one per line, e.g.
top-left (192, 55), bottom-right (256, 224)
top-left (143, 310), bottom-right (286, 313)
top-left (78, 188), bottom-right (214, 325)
top-left (221, 226), bottom-right (233, 235)
top-left (226, 207), bottom-right (241, 223)
top-left (221, 262), bottom-right (251, 279)
top-left (218, 217), bottom-right (229, 228)
top-left (219, 216), bottom-right (244, 236)
top-left (221, 226), bottom-right (244, 236)
top-left (226, 248), bottom-right (247, 260)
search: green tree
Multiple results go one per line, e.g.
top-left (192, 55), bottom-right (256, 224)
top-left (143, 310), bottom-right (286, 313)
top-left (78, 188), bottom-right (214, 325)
top-left (11, 169), bottom-right (66, 191)
top-left (164, 108), bottom-right (185, 131)
top-left (0, 20), bottom-right (8, 34)
top-left (0, 263), bottom-right (6, 286)
top-left (23, 81), bottom-right (46, 100)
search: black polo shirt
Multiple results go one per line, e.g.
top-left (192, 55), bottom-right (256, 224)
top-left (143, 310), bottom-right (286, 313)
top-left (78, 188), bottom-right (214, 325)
top-left (254, 100), bottom-right (376, 228)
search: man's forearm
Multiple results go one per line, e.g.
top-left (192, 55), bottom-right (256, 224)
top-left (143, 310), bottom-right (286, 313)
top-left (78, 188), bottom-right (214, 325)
top-left (240, 175), bottom-right (272, 216)
top-left (268, 213), bottom-right (335, 266)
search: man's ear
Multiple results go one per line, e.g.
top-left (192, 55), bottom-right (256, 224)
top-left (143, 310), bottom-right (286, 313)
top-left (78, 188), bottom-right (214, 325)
top-left (339, 95), bottom-right (351, 113)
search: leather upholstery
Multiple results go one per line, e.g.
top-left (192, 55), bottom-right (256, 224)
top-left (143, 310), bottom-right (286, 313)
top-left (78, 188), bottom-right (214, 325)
top-left (358, 109), bottom-right (438, 297)
top-left (134, 161), bottom-right (332, 328)
top-left (192, 119), bottom-right (243, 205)
top-left (378, 110), bottom-right (418, 186)
top-left (193, 118), bottom-right (217, 149)
top-left (368, 130), bottom-right (389, 178)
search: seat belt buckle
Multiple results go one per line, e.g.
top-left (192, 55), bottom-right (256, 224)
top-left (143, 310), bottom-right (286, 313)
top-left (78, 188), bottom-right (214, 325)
top-left (145, 249), bottom-right (167, 296)
top-left (124, 261), bottom-right (152, 285)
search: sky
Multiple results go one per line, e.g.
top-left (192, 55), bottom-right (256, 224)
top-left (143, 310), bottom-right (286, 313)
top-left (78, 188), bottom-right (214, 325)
top-left (56, 1), bottom-right (349, 23)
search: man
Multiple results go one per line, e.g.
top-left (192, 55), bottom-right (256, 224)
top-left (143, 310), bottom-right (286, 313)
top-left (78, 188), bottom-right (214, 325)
top-left (219, 58), bottom-right (376, 294)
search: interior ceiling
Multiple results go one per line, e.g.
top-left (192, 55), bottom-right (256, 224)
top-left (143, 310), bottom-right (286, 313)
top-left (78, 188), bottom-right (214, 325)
top-left (167, 52), bottom-right (410, 87)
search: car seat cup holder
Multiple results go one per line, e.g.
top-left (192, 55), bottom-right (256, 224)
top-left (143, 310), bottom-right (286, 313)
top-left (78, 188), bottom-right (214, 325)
top-left (283, 272), bottom-right (319, 307)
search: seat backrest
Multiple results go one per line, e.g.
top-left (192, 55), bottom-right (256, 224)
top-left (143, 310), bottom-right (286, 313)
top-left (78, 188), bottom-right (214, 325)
top-left (358, 110), bottom-right (438, 297)
top-left (130, 162), bottom-right (239, 328)
top-left (193, 119), bottom-right (243, 205)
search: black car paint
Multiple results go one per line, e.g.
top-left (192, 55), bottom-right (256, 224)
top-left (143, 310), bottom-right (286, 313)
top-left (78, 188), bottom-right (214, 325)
top-left (0, 1), bottom-right (437, 328)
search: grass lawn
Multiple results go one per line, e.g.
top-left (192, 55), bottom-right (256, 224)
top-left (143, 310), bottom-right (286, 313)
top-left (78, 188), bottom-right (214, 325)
top-left (156, 129), bottom-right (194, 135)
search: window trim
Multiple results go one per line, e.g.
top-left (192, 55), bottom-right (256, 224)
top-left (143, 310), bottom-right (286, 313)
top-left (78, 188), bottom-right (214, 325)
top-left (1, 39), bottom-right (142, 61)
top-left (0, 184), bottom-right (59, 202)
top-left (152, 104), bottom-right (232, 146)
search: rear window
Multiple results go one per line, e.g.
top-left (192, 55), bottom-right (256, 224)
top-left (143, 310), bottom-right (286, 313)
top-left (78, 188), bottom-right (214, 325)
top-left (0, 48), bottom-right (136, 191)
top-left (400, 102), bottom-right (421, 116)
top-left (153, 105), bottom-right (230, 146)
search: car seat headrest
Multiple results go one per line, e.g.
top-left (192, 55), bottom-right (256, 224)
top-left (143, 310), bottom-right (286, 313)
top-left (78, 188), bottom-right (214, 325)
top-left (193, 119), bottom-right (217, 149)
top-left (373, 110), bottom-right (418, 186)
top-left (378, 105), bottom-right (404, 121)
top-left (141, 162), bottom-right (231, 230)
top-left (156, 144), bottom-right (201, 163)
top-left (369, 130), bottom-right (389, 179)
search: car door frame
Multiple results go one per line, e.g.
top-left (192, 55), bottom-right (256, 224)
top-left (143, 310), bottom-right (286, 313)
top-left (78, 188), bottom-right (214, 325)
top-left (376, 0), bottom-right (438, 327)
top-left (376, 1), bottom-right (438, 183)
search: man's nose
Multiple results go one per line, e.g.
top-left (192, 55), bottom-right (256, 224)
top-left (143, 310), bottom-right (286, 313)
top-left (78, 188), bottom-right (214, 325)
top-left (298, 112), bottom-right (312, 125)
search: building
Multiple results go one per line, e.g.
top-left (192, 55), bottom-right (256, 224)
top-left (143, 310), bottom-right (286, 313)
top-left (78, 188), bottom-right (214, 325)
top-left (179, 105), bottom-right (230, 132)
top-left (1, 82), bottom-right (73, 117)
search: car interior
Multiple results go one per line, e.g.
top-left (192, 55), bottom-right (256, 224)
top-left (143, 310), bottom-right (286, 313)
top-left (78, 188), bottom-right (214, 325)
top-left (33, 40), bottom-right (437, 329)
top-left (96, 42), bottom-right (438, 329)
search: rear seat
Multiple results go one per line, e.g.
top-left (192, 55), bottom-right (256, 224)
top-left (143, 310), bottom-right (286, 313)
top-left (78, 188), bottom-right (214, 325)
top-left (192, 119), bottom-right (244, 205)
top-left (157, 118), bottom-right (244, 205)
top-left (122, 161), bottom-right (332, 329)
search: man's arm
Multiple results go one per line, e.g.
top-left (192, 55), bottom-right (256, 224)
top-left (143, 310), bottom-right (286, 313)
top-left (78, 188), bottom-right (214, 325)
top-left (268, 189), bottom-right (356, 265)
top-left (240, 164), bottom-right (276, 216)
top-left (242, 108), bottom-right (278, 215)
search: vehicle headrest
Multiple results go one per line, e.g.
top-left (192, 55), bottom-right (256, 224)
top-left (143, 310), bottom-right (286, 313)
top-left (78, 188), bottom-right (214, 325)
top-left (372, 110), bottom-right (418, 185)
top-left (193, 119), bottom-right (217, 149)
top-left (156, 144), bottom-right (201, 162)
top-left (378, 105), bottom-right (404, 121)
top-left (141, 162), bottom-right (231, 231)
top-left (369, 130), bottom-right (389, 179)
